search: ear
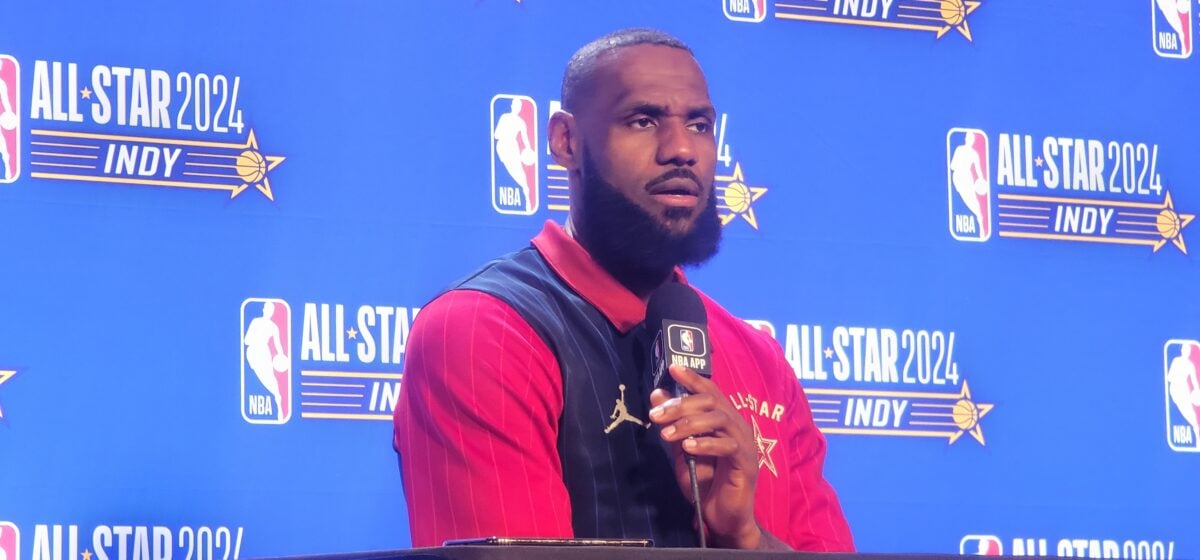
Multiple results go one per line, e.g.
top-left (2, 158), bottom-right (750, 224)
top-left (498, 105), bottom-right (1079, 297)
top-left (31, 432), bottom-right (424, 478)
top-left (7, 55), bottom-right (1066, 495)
top-left (548, 110), bottom-right (579, 170)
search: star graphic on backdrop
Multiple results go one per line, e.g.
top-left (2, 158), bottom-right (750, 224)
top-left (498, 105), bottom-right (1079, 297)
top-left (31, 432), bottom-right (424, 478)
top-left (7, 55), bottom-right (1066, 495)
top-left (715, 162), bottom-right (768, 229)
top-left (347, 327), bottom-right (358, 340)
top-left (823, 347), bottom-right (833, 359)
top-left (1034, 156), bottom-right (1043, 167)
top-left (934, 0), bottom-right (982, 41)
top-left (80, 87), bottom-right (92, 100)
top-left (81, 550), bottom-right (94, 560)
top-left (1151, 192), bottom-right (1195, 254)
top-left (750, 416), bottom-right (779, 477)
top-left (228, 130), bottom-right (286, 201)
top-left (0, 370), bottom-right (15, 419)
top-left (947, 380), bottom-right (994, 445)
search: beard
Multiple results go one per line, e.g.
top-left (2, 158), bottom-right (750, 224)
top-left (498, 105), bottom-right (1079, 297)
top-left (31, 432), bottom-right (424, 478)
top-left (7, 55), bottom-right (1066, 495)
top-left (574, 148), bottom-right (722, 292)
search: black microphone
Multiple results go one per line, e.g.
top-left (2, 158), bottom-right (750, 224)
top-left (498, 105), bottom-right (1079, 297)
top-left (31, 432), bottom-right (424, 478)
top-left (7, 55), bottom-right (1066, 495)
top-left (644, 282), bottom-right (712, 547)
top-left (646, 282), bottom-right (713, 396)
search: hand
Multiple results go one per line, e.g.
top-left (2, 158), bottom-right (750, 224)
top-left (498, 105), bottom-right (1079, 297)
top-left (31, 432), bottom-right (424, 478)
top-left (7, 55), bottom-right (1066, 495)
top-left (649, 364), bottom-right (763, 549)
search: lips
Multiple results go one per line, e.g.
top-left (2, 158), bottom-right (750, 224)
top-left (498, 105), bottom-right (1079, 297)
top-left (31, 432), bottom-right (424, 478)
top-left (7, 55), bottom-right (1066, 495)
top-left (648, 180), bottom-right (702, 208)
top-left (648, 178), bottom-right (701, 197)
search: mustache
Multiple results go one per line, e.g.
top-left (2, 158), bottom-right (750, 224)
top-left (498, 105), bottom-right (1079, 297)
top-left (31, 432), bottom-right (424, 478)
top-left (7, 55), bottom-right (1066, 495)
top-left (644, 167), bottom-right (704, 192)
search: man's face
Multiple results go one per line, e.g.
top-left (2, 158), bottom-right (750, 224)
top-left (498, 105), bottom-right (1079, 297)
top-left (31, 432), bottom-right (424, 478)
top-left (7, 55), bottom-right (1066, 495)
top-left (574, 44), bottom-right (718, 237)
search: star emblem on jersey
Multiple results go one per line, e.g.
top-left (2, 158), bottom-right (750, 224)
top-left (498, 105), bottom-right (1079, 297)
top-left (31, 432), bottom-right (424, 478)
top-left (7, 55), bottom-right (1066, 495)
top-left (751, 416), bottom-right (779, 477)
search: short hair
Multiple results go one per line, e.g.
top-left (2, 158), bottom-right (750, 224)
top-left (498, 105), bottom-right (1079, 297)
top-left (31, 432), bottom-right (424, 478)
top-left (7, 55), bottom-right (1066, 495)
top-left (561, 28), bottom-right (694, 112)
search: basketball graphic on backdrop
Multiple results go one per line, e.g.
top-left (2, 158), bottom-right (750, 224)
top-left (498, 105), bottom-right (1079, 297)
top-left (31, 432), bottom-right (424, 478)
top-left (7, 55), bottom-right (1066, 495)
top-left (940, 0), bottom-right (966, 25)
top-left (952, 399), bottom-right (980, 431)
top-left (236, 149), bottom-right (267, 184)
top-left (723, 182), bottom-right (752, 214)
top-left (1157, 209), bottom-right (1182, 240)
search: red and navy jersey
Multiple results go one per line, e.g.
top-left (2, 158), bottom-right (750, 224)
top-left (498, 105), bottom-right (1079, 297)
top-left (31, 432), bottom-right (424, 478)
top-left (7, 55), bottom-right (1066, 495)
top-left (393, 221), bottom-right (854, 550)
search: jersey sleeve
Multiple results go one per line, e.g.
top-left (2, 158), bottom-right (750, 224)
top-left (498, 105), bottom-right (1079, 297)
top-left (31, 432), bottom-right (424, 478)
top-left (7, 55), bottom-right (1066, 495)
top-left (772, 341), bottom-right (856, 552)
top-left (392, 289), bottom-right (573, 547)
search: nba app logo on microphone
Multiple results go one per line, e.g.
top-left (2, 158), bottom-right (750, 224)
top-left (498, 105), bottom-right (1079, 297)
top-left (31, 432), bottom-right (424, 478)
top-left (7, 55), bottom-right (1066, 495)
top-left (0, 522), bottom-right (18, 560)
top-left (241, 298), bottom-right (293, 425)
top-left (0, 55), bottom-right (20, 184)
top-left (724, 0), bottom-right (767, 22)
top-left (960, 535), bottom-right (1003, 555)
top-left (1164, 339), bottom-right (1200, 452)
top-left (490, 94), bottom-right (539, 215)
top-left (1152, 0), bottom-right (1193, 58)
top-left (680, 329), bottom-right (696, 353)
top-left (947, 128), bottom-right (991, 242)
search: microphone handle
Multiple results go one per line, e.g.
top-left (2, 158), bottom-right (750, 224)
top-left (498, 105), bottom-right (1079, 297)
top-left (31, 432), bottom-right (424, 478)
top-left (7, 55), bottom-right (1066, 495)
top-left (671, 367), bottom-right (707, 546)
top-left (687, 453), bottom-right (706, 548)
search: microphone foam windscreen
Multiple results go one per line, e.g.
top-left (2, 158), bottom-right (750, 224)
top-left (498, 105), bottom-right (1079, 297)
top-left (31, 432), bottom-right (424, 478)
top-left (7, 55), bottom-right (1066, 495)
top-left (645, 282), bottom-right (708, 327)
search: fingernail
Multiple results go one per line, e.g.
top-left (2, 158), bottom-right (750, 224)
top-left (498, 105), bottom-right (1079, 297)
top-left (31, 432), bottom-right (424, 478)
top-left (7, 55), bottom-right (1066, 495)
top-left (649, 406), bottom-right (663, 419)
top-left (683, 438), bottom-right (697, 451)
top-left (661, 425), bottom-right (675, 438)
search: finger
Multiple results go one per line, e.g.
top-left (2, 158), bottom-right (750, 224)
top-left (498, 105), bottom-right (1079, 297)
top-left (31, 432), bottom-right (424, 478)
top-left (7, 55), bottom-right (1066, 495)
top-left (669, 364), bottom-right (721, 396)
top-left (679, 435), bottom-right (743, 458)
top-left (649, 388), bottom-right (674, 409)
top-left (649, 392), bottom-right (719, 425)
top-left (658, 409), bottom-right (734, 441)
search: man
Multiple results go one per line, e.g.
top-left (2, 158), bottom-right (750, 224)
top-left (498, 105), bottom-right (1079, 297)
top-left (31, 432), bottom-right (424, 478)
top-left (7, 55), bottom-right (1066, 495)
top-left (393, 29), bottom-right (853, 551)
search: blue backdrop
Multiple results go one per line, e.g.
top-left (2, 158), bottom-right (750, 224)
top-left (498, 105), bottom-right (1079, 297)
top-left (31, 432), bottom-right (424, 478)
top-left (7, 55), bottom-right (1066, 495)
top-left (1, 1), bottom-right (1197, 559)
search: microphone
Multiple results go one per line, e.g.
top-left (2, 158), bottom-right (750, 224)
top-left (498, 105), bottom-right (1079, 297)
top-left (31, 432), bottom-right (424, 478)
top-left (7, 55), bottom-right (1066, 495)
top-left (644, 282), bottom-right (712, 547)
top-left (646, 282), bottom-right (713, 396)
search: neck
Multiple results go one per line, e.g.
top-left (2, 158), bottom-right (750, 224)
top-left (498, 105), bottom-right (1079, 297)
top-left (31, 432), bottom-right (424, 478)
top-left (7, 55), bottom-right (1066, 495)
top-left (570, 220), bottom-right (676, 299)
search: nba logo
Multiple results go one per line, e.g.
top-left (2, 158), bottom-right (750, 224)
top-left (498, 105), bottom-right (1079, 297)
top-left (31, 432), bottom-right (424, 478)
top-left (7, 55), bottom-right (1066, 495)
top-left (1152, 0), bottom-right (1193, 58)
top-left (960, 535), bottom-right (1003, 556)
top-left (1164, 339), bottom-right (1200, 452)
top-left (490, 94), bottom-right (539, 215)
top-left (241, 298), bottom-right (292, 424)
top-left (0, 522), bottom-right (18, 560)
top-left (947, 128), bottom-right (991, 242)
top-left (680, 329), bottom-right (695, 353)
top-left (744, 319), bottom-right (777, 339)
top-left (0, 55), bottom-right (20, 184)
top-left (724, 0), bottom-right (767, 22)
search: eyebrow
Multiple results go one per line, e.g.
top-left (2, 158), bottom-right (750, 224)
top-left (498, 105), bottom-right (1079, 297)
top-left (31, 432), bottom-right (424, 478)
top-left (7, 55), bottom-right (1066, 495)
top-left (621, 101), bottom-right (716, 121)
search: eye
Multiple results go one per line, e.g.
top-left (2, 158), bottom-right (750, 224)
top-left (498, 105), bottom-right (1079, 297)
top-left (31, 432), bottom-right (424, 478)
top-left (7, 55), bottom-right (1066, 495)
top-left (629, 117), bottom-right (655, 129)
top-left (689, 121), bottom-right (712, 134)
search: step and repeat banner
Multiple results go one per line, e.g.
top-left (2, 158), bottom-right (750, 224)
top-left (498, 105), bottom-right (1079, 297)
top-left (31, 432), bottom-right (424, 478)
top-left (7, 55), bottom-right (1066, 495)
top-left (1, 1), bottom-right (1197, 559)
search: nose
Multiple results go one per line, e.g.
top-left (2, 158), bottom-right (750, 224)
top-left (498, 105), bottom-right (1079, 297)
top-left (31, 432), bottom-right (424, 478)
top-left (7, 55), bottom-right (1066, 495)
top-left (655, 119), bottom-right (697, 167)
